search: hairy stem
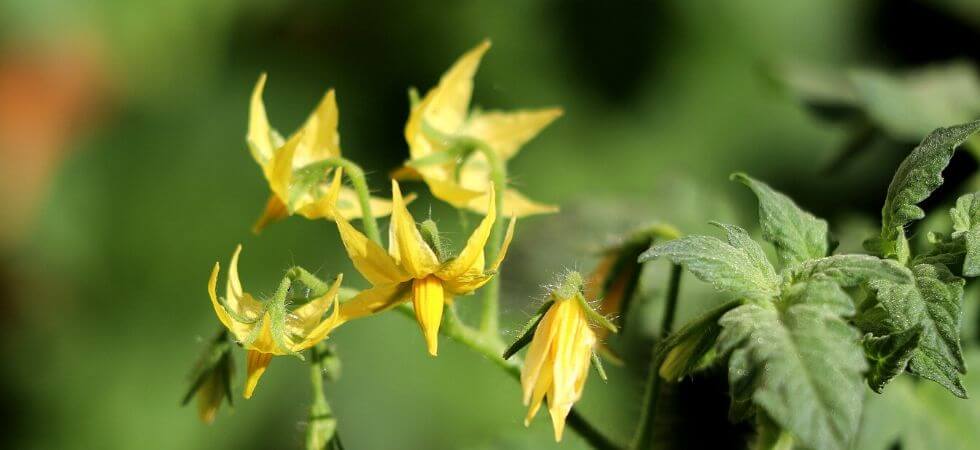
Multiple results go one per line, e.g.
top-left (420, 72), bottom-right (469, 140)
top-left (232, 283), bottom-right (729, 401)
top-left (458, 137), bottom-right (507, 335)
top-left (322, 157), bottom-right (382, 244)
top-left (630, 264), bottom-right (682, 450)
top-left (306, 343), bottom-right (338, 450)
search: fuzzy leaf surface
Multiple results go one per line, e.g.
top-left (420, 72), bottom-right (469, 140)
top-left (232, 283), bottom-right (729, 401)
top-left (732, 173), bottom-right (829, 267)
top-left (640, 224), bottom-right (779, 302)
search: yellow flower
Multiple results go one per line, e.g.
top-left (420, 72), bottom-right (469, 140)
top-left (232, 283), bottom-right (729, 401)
top-left (398, 40), bottom-right (563, 218)
top-left (248, 74), bottom-right (397, 232)
top-left (521, 289), bottom-right (598, 442)
top-left (208, 245), bottom-right (344, 398)
top-left (334, 180), bottom-right (515, 355)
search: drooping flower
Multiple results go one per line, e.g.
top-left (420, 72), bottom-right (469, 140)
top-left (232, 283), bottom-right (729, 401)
top-left (248, 74), bottom-right (397, 232)
top-left (398, 40), bottom-right (562, 218)
top-left (208, 245), bottom-right (344, 398)
top-left (334, 180), bottom-right (515, 355)
top-left (521, 272), bottom-right (606, 442)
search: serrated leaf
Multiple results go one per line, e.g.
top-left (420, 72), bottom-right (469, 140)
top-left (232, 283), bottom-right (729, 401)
top-left (878, 120), bottom-right (980, 250)
top-left (640, 224), bottom-right (779, 302)
top-left (950, 192), bottom-right (980, 277)
top-left (716, 299), bottom-right (867, 450)
top-left (788, 254), bottom-right (914, 289)
top-left (732, 173), bottom-right (829, 267)
top-left (860, 263), bottom-right (967, 397)
top-left (864, 325), bottom-right (923, 393)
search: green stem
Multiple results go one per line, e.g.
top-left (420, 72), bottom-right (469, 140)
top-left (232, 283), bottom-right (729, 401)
top-left (630, 264), bottom-right (682, 450)
top-left (321, 157), bottom-right (382, 245)
top-left (394, 304), bottom-right (620, 450)
top-left (457, 137), bottom-right (507, 335)
top-left (306, 343), bottom-right (338, 450)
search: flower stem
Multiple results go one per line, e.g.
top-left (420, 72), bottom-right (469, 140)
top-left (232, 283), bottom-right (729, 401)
top-left (630, 264), bottom-right (682, 450)
top-left (322, 157), bottom-right (382, 245)
top-left (306, 343), bottom-right (339, 450)
top-left (459, 137), bottom-right (507, 335)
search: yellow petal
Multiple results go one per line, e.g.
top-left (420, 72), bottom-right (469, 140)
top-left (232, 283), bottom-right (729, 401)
top-left (248, 313), bottom-right (287, 355)
top-left (225, 245), bottom-right (263, 318)
top-left (391, 165), bottom-right (423, 181)
top-left (339, 282), bottom-right (410, 320)
top-left (438, 184), bottom-right (496, 280)
top-left (265, 129), bottom-right (303, 205)
top-left (466, 188), bottom-right (558, 218)
top-left (460, 108), bottom-right (563, 160)
top-left (293, 293), bottom-right (345, 351)
top-left (521, 301), bottom-right (562, 404)
top-left (288, 274), bottom-right (344, 336)
top-left (196, 374), bottom-right (222, 424)
top-left (289, 89), bottom-right (341, 168)
top-left (247, 73), bottom-right (275, 166)
top-left (244, 350), bottom-right (273, 399)
top-left (412, 276), bottom-right (445, 356)
top-left (419, 173), bottom-right (485, 209)
top-left (295, 167), bottom-right (344, 220)
top-left (425, 40), bottom-right (491, 134)
top-left (252, 194), bottom-right (289, 234)
top-left (334, 207), bottom-right (409, 285)
top-left (330, 186), bottom-right (405, 220)
top-left (491, 216), bottom-right (517, 271)
top-left (208, 262), bottom-right (235, 332)
top-left (389, 180), bottom-right (439, 277)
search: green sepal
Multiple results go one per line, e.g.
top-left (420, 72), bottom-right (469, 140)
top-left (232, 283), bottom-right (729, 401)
top-left (574, 293), bottom-right (618, 334)
top-left (864, 325), bottom-right (923, 393)
top-left (591, 351), bottom-right (608, 382)
top-left (313, 343), bottom-right (342, 382)
top-left (502, 300), bottom-right (553, 360)
top-left (656, 300), bottom-right (741, 381)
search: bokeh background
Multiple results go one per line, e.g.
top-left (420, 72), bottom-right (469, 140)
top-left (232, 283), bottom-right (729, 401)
top-left (2, 0), bottom-right (979, 449)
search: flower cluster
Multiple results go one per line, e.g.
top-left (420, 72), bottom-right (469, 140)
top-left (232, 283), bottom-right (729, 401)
top-left (185, 40), bottom-right (619, 445)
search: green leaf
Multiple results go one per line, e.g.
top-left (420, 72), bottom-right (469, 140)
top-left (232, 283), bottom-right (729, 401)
top-left (950, 192), bottom-right (980, 277)
top-left (787, 254), bottom-right (914, 289)
top-left (731, 173), bottom-right (829, 267)
top-left (877, 120), bottom-right (980, 254)
top-left (860, 263), bottom-right (967, 397)
top-left (716, 298), bottom-right (867, 450)
top-left (640, 224), bottom-right (779, 302)
top-left (863, 325), bottom-right (923, 393)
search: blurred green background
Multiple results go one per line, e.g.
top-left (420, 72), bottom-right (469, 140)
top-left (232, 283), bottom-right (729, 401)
top-left (1, 0), bottom-right (979, 449)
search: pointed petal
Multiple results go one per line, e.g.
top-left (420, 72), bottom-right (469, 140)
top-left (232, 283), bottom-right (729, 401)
top-left (293, 293), bottom-right (345, 351)
top-left (252, 195), bottom-right (289, 233)
top-left (289, 89), bottom-right (342, 168)
top-left (491, 216), bottom-right (517, 271)
top-left (390, 180), bottom-right (439, 277)
top-left (339, 282), bottom-right (411, 320)
top-left (439, 185), bottom-right (496, 280)
top-left (208, 262), bottom-right (236, 332)
top-left (223, 245), bottom-right (263, 319)
top-left (461, 108), bottom-right (563, 160)
top-left (467, 188), bottom-right (558, 218)
top-left (295, 167), bottom-right (343, 220)
top-left (425, 40), bottom-right (491, 133)
top-left (247, 73), bottom-right (275, 165)
top-left (243, 350), bottom-right (273, 399)
top-left (289, 274), bottom-right (344, 336)
top-left (420, 173), bottom-right (484, 209)
top-left (391, 165), bottom-right (423, 181)
top-left (412, 276), bottom-right (445, 356)
top-left (329, 186), bottom-right (405, 220)
top-left (522, 302), bottom-right (562, 403)
top-left (265, 130), bottom-right (302, 206)
top-left (334, 207), bottom-right (409, 285)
